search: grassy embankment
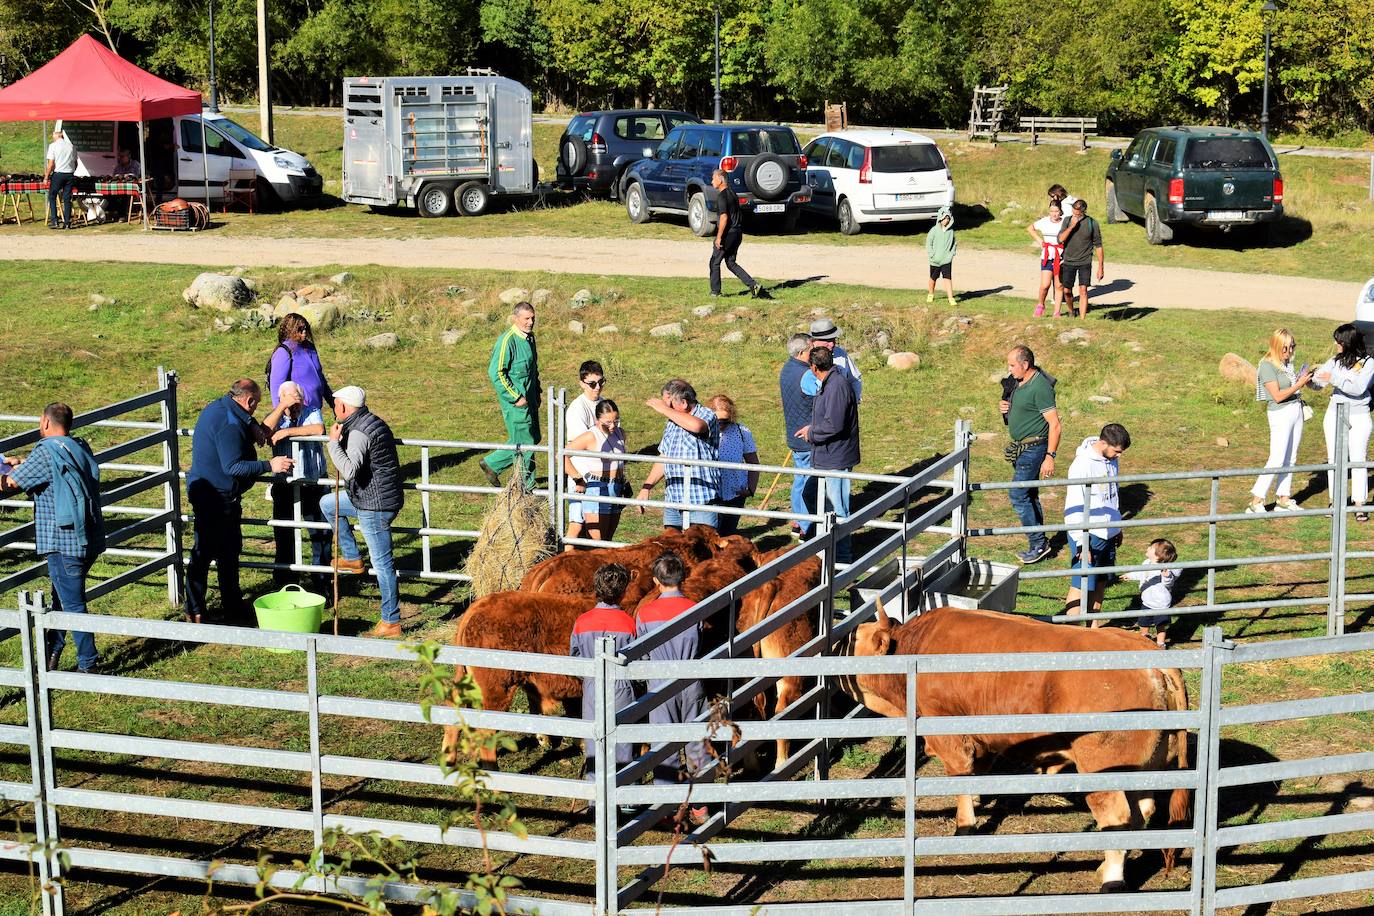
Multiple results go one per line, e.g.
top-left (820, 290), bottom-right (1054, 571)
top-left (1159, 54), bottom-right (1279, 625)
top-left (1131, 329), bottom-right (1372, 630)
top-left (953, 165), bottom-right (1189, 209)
top-left (2, 115), bottom-right (1373, 283)
top-left (0, 261), bottom-right (1369, 911)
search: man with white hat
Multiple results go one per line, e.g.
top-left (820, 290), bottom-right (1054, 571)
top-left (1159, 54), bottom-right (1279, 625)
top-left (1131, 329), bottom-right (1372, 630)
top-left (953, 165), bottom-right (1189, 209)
top-left (321, 385), bottom-right (405, 638)
top-left (801, 318), bottom-right (863, 403)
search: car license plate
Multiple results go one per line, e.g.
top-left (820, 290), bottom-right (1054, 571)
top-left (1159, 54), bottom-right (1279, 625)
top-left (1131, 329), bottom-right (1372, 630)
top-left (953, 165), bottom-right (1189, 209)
top-left (1208, 210), bottom-right (1246, 221)
top-left (754, 203), bottom-right (785, 214)
top-left (895, 193), bottom-right (923, 203)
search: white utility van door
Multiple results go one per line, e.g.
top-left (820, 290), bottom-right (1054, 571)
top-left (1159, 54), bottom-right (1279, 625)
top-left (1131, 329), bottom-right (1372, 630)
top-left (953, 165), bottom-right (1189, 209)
top-left (176, 117), bottom-right (252, 201)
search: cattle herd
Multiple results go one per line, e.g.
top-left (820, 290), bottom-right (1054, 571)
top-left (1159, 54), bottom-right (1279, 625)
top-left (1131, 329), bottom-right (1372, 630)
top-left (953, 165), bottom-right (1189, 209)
top-left (442, 525), bottom-right (1191, 891)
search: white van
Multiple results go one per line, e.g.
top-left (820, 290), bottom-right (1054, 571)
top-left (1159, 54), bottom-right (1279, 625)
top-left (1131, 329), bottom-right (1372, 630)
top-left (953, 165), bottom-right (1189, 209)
top-left (802, 129), bottom-right (954, 235)
top-left (70, 111), bottom-right (321, 206)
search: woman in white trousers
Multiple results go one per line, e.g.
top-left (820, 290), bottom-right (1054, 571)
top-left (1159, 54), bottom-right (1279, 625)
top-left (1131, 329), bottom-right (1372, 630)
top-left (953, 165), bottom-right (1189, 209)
top-left (1249, 329), bottom-right (1313, 513)
top-left (1312, 323), bottom-right (1374, 521)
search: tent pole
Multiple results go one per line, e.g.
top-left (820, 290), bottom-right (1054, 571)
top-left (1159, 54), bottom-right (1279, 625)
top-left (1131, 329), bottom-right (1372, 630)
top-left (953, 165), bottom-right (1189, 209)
top-left (137, 120), bottom-right (150, 231)
top-left (201, 114), bottom-right (209, 207)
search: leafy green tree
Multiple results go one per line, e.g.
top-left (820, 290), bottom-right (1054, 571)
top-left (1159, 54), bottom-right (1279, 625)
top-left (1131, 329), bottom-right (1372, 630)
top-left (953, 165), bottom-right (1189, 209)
top-left (1164, 0), bottom-right (1265, 121)
top-left (1272, 0), bottom-right (1374, 132)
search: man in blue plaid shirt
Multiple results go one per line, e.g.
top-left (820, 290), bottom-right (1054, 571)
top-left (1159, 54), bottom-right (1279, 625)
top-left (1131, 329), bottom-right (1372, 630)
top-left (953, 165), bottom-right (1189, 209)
top-left (1, 403), bottom-right (105, 673)
top-left (636, 379), bottom-right (722, 531)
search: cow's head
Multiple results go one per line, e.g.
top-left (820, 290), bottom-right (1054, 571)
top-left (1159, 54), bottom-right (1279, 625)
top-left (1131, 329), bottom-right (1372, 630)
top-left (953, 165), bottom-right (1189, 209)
top-left (852, 598), bottom-right (895, 657)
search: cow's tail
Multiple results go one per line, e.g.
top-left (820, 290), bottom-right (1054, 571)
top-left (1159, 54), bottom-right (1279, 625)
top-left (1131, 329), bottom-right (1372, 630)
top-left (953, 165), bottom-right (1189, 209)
top-left (1161, 665), bottom-right (1192, 875)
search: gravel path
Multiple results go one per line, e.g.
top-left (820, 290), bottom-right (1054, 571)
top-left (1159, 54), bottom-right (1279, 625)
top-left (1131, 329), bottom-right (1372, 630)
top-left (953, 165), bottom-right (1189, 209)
top-left (4, 233), bottom-right (1362, 320)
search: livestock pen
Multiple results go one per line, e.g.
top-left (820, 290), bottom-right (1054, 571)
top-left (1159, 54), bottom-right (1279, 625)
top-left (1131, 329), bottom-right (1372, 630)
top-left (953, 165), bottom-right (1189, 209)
top-left (0, 376), bottom-right (1370, 913)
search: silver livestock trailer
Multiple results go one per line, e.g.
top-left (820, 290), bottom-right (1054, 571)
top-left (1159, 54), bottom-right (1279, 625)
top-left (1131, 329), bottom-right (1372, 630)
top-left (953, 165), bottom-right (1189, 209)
top-left (341, 72), bottom-right (535, 217)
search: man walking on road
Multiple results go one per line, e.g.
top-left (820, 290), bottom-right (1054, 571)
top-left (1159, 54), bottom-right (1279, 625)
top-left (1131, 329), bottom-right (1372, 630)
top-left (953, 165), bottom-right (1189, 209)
top-left (185, 379), bottom-right (292, 624)
top-left (481, 301), bottom-right (541, 490)
top-left (999, 346), bottom-right (1060, 565)
top-left (1057, 199), bottom-right (1105, 318)
top-left (709, 169), bottom-right (766, 299)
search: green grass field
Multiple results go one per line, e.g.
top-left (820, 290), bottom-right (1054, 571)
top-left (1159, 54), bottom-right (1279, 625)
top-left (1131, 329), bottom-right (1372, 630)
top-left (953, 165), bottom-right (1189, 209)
top-left (3, 114), bottom-right (1373, 282)
top-left (0, 260), bottom-right (1371, 911)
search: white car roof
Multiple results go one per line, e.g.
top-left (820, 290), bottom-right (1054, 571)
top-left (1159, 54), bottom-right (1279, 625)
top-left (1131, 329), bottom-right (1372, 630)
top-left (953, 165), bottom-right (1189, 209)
top-left (814, 128), bottom-right (941, 148)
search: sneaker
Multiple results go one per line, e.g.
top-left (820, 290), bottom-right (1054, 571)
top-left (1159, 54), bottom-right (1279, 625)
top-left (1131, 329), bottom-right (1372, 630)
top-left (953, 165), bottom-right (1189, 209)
top-left (332, 557), bottom-right (365, 574)
top-left (366, 621), bottom-right (402, 639)
top-left (1034, 306), bottom-right (1045, 317)
top-left (45, 651), bottom-right (61, 671)
top-left (477, 458), bottom-right (502, 488)
top-left (926, 292), bottom-right (935, 304)
top-left (1016, 544), bottom-right (1051, 565)
top-left (1245, 501), bottom-right (1268, 514)
top-left (1357, 511), bottom-right (1370, 523)
top-left (77, 662), bottom-right (99, 675)
top-left (752, 285), bottom-right (773, 300)
top-left (1273, 499), bottom-right (1300, 512)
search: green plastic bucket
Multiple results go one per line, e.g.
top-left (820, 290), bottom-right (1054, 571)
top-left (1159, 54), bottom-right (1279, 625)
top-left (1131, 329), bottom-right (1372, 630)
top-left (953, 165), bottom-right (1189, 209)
top-left (253, 584), bottom-right (325, 651)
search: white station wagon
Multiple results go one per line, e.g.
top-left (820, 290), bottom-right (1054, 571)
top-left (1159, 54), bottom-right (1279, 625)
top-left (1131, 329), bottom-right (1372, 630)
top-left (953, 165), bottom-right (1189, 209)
top-left (801, 129), bottom-right (955, 234)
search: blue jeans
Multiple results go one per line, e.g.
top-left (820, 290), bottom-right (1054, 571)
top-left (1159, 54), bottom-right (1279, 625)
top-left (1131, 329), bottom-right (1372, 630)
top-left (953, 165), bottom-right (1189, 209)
top-left (1009, 441), bottom-right (1049, 552)
top-left (48, 172), bottom-right (74, 226)
top-left (822, 471), bottom-right (853, 564)
top-left (320, 491), bottom-right (400, 624)
top-left (45, 553), bottom-right (97, 670)
top-left (663, 502), bottom-right (720, 531)
top-left (791, 449), bottom-right (818, 535)
top-left (1069, 535), bottom-right (1117, 592)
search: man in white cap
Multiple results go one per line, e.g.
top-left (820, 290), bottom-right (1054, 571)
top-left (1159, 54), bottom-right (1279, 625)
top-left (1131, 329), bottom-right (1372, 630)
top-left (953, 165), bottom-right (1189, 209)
top-left (321, 385), bottom-right (405, 638)
top-left (801, 318), bottom-right (863, 403)
top-left (44, 127), bottom-right (77, 230)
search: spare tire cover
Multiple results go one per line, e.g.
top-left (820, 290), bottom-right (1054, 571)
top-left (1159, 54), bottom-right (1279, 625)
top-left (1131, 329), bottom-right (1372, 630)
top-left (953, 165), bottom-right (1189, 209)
top-left (561, 136), bottom-right (589, 176)
top-left (746, 154), bottom-right (789, 200)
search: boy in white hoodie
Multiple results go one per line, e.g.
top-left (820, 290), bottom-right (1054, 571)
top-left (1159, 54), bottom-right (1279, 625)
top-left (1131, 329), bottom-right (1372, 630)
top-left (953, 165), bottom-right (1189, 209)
top-left (1063, 423), bottom-right (1131, 624)
top-left (1128, 538), bottom-right (1178, 647)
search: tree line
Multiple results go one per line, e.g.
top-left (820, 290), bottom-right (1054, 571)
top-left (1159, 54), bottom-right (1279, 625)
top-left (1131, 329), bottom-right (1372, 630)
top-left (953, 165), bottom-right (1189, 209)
top-left (2, 0), bottom-right (1371, 135)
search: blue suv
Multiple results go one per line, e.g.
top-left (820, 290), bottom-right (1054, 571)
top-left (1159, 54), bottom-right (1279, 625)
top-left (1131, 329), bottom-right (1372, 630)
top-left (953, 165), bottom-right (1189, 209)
top-left (621, 123), bottom-right (812, 235)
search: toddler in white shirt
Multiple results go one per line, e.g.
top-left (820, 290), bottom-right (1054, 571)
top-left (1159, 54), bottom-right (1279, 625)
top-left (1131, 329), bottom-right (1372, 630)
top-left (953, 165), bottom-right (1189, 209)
top-left (1128, 538), bottom-right (1178, 648)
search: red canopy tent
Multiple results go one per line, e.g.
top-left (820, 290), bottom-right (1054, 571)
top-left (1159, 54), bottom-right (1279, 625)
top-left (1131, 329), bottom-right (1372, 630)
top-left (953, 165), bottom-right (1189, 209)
top-left (0, 34), bottom-right (204, 228)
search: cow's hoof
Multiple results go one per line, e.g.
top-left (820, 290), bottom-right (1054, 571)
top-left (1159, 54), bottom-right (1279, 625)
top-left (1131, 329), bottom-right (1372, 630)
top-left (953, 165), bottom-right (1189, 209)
top-left (536, 734), bottom-right (553, 750)
top-left (954, 825), bottom-right (977, 837)
top-left (1099, 880), bottom-right (1128, 894)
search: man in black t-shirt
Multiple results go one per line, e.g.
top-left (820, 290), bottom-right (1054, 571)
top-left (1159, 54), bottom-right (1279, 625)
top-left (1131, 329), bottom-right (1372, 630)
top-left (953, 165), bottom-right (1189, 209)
top-left (709, 169), bottom-right (764, 298)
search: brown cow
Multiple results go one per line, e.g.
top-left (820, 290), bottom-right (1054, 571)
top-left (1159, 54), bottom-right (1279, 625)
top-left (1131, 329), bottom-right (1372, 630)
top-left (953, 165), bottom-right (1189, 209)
top-left (520, 525), bottom-right (722, 598)
top-left (442, 591), bottom-right (589, 765)
top-left (738, 545), bottom-right (821, 763)
top-left (847, 603), bottom-right (1191, 890)
top-left (628, 535), bottom-right (759, 612)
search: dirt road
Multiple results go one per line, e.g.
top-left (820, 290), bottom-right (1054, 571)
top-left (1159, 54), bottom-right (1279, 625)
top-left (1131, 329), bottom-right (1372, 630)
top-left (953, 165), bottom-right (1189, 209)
top-left (5, 233), bottom-right (1361, 320)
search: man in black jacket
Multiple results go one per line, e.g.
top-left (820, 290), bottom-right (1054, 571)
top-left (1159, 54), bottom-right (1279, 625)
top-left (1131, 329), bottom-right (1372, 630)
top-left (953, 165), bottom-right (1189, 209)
top-left (321, 385), bottom-right (405, 638)
top-left (800, 347), bottom-right (859, 563)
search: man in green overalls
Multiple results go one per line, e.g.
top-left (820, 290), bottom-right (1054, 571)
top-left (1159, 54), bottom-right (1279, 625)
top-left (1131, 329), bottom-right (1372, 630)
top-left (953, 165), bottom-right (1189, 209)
top-left (480, 301), bottom-right (541, 489)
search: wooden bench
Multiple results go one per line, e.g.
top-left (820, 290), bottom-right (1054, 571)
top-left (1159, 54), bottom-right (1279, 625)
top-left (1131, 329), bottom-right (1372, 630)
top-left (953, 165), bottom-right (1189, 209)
top-left (1019, 116), bottom-right (1099, 149)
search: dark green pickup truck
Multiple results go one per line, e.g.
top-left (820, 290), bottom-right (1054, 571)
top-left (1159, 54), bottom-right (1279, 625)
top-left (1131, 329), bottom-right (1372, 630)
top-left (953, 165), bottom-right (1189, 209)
top-left (1104, 126), bottom-right (1284, 245)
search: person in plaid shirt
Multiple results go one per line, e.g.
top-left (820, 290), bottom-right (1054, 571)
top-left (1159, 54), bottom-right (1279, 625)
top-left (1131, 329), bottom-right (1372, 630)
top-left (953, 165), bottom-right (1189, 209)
top-left (636, 379), bottom-right (721, 531)
top-left (1, 403), bottom-right (105, 672)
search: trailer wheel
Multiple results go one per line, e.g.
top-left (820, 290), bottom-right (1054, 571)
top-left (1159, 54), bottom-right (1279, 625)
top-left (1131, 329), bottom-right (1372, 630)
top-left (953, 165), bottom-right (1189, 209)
top-left (455, 181), bottom-right (491, 217)
top-left (418, 183), bottom-right (454, 218)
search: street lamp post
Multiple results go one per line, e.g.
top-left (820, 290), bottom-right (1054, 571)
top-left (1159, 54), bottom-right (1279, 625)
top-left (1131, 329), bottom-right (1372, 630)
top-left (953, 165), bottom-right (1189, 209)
top-left (1260, 0), bottom-right (1277, 138)
top-left (208, 0), bottom-right (220, 112)
top-left (713, 4), bottom-right (722, 123)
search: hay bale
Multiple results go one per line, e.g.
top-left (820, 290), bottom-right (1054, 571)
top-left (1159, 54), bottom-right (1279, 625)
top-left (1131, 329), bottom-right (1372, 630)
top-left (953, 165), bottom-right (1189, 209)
top-left (463, 472), bottom-right (553, 598)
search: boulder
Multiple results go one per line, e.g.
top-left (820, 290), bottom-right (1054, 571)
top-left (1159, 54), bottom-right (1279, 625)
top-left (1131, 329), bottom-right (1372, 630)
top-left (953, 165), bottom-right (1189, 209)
top-left (183, 273), bottom-right (253, 311)
top-left (499, 287), bottom-right (531, 306)
top-left (572, 288), bottom-right (594, 303)
top-left (212, 316), bottom-right (237, 333)
top-left (329, 271), bottom-right (354, 286)
top-left (1216, 437), bottom-right (1230, 448)
top-left (597, 325), bottom-right (619, 334)
top-left (650, 322), bottom-right (684, 338)
top-left (693, 304), bottom-right (715, 318)
top-left (89, 293), bottom-right (116, 307)
top-left (887, 352), bottom-right (920, 371)
top-left (1088, 395), bottom-right (1114, 404)
top-left (1058, 327), bottom-right (1090, 345)
top-left (295, 300), bottom-right (340, 332)
top-left (720, 330), bottom-right (745, 344)
top-left (440, 328), bottom-right (467, 346)
top-left (568, 320), bottom-right (585, 335)
top-left (364, 332), bottom-right (398, 349)
top-left (296, 284), bottom-right (333, 303)
top-left (874, 331), bottom-right (890, 350)
top-left (531, 288), bottom-right (553, 307)
top-left (1219, 353), bottom-right (1257, 385)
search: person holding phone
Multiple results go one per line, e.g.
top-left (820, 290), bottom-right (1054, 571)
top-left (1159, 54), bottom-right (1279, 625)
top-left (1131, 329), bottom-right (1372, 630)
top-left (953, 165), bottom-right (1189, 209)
top-left (1249, 329), bottom-right (1313, 514)
top-left (1310, 323), bottom-right (1374, 521)
top-left (563, 399), bottom-right (628, 545)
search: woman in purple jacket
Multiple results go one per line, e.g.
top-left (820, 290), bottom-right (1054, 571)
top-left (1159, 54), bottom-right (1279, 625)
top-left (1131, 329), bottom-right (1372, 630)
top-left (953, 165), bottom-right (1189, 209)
top-left (266, 313), bottom-right (333, 584)
top-left (268, 313), bottom-right (333, 412)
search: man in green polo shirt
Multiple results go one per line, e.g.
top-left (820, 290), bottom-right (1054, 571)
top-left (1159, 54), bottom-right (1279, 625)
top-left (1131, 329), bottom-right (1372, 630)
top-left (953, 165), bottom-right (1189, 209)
top-left (480, 301), bottom-right (541, 489)
top-left (999, 345), bottom-right (1061, 564)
